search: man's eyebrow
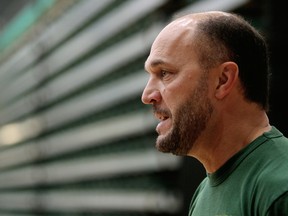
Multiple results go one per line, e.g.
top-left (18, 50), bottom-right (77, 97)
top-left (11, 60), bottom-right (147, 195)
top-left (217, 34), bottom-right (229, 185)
top-left (144, 59), bottom-right (165, 70)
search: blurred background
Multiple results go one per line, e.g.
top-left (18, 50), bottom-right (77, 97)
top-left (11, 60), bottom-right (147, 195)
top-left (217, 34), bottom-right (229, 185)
top-left (0, 0), bottom-right (287, 215)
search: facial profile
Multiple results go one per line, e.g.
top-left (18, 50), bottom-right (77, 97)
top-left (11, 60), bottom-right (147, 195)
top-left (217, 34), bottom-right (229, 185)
top-left (153, 71), bottom-right (213, 156)
top-left (142, 12), bottom-right (216, 156)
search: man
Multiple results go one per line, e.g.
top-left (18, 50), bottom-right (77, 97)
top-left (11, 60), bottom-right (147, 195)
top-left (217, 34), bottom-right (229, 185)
top-left (141, 11), bottom-right (288, 215)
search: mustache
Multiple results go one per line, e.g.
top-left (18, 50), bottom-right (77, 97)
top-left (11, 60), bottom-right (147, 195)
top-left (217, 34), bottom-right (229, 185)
top-left (152, 105), bottom-right (171, 117)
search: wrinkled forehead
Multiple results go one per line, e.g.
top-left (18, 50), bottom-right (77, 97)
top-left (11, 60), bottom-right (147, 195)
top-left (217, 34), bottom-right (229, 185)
top-left (145, 18), bottom-right (199, 70)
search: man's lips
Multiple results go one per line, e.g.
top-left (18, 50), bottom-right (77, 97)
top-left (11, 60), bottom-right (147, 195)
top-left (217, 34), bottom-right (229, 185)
top-left (153, 108), bottom-right (172, 134)
top-left (154, 112), bottom-right (169, 121)
top-left (152, 106), bottom-right (171, 121)
top-left (156, 116), bottom-right (171, 134)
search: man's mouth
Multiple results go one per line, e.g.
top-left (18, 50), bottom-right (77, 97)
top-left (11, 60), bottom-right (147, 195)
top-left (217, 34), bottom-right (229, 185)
top-left (153, 109), bottom-right (172, 134)
top-left (155, 112), bottom-right (169, 122)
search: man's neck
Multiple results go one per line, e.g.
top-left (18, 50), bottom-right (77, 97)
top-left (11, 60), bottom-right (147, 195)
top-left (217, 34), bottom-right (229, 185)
top-left (189, 111), bottom-right (270, 173)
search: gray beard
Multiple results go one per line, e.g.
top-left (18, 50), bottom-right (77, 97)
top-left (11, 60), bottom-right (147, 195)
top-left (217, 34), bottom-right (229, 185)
top-left (155, 75), bottom-right (213, 156)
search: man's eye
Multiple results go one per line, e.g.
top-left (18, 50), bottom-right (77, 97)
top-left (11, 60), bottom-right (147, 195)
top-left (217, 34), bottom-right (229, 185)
top-left (161, 70), bottom-right (168, 77)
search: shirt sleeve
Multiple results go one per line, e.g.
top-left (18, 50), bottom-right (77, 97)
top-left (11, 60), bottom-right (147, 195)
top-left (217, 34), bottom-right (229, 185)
top-left (267, 191), bottom-right (288, 216)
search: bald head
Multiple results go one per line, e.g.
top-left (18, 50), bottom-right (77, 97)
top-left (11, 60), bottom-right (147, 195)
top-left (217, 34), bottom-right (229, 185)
top-left (172, 11), bottom-right (231, 26)
top-left (151, 11), bottom-right (237, 72)
top-left (148, 11), bottom-right (270, 111)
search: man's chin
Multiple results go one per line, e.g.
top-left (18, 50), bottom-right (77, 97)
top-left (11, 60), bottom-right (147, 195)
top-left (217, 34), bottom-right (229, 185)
top-left (155, 134), bottom-right (190, 156)
top-left (155, 134), bottom-right (177, 153)
top-left (155, 135), bottom-right (168, 152)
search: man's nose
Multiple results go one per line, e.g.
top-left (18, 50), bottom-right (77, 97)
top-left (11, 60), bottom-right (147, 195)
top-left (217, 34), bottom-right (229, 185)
top-left (141, 79), bottom-right (161, 105)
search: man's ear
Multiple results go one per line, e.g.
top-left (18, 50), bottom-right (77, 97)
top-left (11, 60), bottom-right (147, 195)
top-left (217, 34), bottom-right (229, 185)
top-left (215, 62), bottom-right (239, 99)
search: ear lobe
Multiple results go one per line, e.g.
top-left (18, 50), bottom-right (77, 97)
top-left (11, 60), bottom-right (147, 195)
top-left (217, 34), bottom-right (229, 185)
top-left (215, 62), bottom-right (239, 99)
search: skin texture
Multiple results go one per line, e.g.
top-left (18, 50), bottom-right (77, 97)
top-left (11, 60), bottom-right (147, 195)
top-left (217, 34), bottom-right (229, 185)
top-left (141, 11), bottom-right (271, 173)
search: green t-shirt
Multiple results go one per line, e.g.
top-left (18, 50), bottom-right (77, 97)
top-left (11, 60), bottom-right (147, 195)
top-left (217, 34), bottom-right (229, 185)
top-left (189, 126), bottom-right (288, 216)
